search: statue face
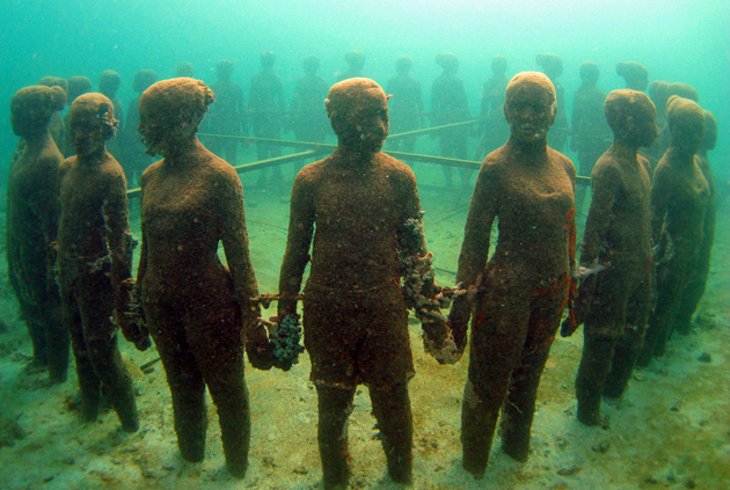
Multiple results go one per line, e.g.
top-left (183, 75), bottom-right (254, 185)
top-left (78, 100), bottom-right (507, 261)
top-left (632, 103), bottom-right (658, 148)
top-left (504, 84), bottom-right (555, 146)
top-left (333, 92), bottom-right (389, 153)
top-left (672, 117), bottom-right (705, 155)
top-left (70, 109), bottom-right (107, 158)
top-left (137, 107), bottom-right (166, 156)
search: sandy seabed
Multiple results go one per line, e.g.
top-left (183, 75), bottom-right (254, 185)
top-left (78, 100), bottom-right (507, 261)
top-left (0, 162), bottom-right (728, 490)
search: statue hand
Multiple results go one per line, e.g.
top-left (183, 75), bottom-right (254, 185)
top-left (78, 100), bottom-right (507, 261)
top-left (421, 313), bottom-right (462, 365)
top-left (245, 319), bottom-right (274, 370)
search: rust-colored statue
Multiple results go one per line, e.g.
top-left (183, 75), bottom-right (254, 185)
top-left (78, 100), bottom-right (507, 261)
top-left (616, 61), bottom-right (649, 92)
top-left (570, 61), bottom-right (611, 215)
top-left (566, 90), bottom-right (657, 426)
top-left (277, 78), bottom-right (452, 488)
top-left (7, 85), bottom-right (68, 384)
top-left (448, 72), bottom-right (576, 477)
top-left (57, 93), bottom-right (145, 431)
top-left (207, 60), bottom-right (245, 165)
top-left (672, 110), bottom-right (718, 334)
top-left (135, 77), bottom-right (268, 478)
top-left (638, 96), bottom-right (709, 365)
top-left (536, 53), bottom-right (569, 152)
top-left (386, 56), bottom-right (424, 153)
top-left (431, 53), bottom-right (471, 186)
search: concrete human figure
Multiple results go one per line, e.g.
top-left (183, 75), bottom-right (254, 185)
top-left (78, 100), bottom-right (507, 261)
top-left (616, 61), bottom-right (649, 92)
top-left (475, 55), bottom-right (510, 159)
top-left (176, 61), bottom-right (194, 78)
top-left (123, 69), bottom-right (157, 186)
top-left (58, 93), bottom-right (146, 431)
top-left (386, 56), bottom-right (424, 153)
top-left (7, 85), bottom-right (69, 383)
top-left (277, 78), bottom-right (453, 488)
top-left (565, 90), bottom-right (657, 426)
top-left (289, 55), bottom-right (329, 144)
top-left (670, 110), bottom-right (718, 335)
top-left (647, 81), bottom-right (699, 171)
top-left (62, 76), bottom-right (93, 156)
top-left (98, 70), bottom-right (124, 156)
top-left (135, 78), bottom-right (269, 478)
top-left (37, 76), bottom-right (68, 150)
top-left (249, 50), bottom-right (286, 186)
top-left (448, 72), bottom-right (576, 477)
top-left (431, 53), bottom-right (471, 186)
top-left (570, 62), bottom-right (611, 215)
top-left (335, 50), bottom-right (366, 81)
top-left (207, 60), bottom-right (246, 165)
top-left (536, 53), bottom-right (569, 152)
top-left (637, 96), bottom-right (709, 365)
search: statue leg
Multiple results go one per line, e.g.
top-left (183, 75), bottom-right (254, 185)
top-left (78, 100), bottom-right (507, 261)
top-left (575, 332), bottom-right (615, 426)
top-left (79, 274), bottom-right (137, 432)
top-left (462, 293), bottom-right (530, 477)
top-left (193, 304), bottom-right (249, 478)
top-left (316, 385), bottom-right (355, 489)
top-left (147, 302), bottom-right (207, 462)
top-left (369, 382), bottom-right (413, 484)
top-left (43, 301), bottom-right (69, 384)
top-left (501, 293), bottom-right (563, 459)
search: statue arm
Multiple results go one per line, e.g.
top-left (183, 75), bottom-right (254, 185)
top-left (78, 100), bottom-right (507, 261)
top-left (278, 172), bottom-right (315, 317)
top-left (449, 162), bottom-right (498, 350)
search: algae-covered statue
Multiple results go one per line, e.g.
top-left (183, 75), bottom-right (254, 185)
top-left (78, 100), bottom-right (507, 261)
top-left (207, 60), bottom-right (245, 165)
top-left (7, 85), bottom-right (69, 384)
top-left (638, 96), bottom-right (709, 365)
top-left (57, 93), bottom-right (145, 431)
top-left (448, 72), bottom-right (576, 477)
top-left (565, 90), bottom-right (657, 426)
top-left (671, 110), bottom-right (718, 335)
top-left (536, 53), bottom-right (569, 152)
top-left (135, 78), bottom-right (270, 478)
top-left (277, 77), bottom-right (454, 488)
top-left (431, 53), bottom-right (471, 187)
top-left (570, 61), bottom-right (611, 215)
top-left (616, 61), bottom-right (649, 92)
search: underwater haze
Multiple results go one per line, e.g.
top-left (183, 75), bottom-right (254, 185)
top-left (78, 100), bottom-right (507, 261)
top-left (1, 1), bottom-right (730, 489)
top-left (0, 0), bottom-right (729, 174)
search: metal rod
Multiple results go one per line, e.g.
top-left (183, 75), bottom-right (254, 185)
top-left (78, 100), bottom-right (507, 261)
top-left (127, 123), bottom-right (589, 199)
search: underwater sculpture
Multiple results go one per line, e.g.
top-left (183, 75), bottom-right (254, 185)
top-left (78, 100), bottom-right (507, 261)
top-left (37, 76), bottom-right (68, 150)
top-left (175, 61), bottom-right (195, 78)
top-left (98, 70), bottom-right (124, 128)
top-left (249, 50), bottom-right (286, 186)
top-left (448, 72), bottom-right (576, 477)
top-left (134, 77), bottom-right (269, 478)
top-left (289, 55), bottom-right (329, 145)
top-left (98, 70), bottom-right (124, 157)
top-left (62, 76), bottom-right (93, 156)
top-left (536, 53), bottom-right (569, 152)
top-left (335, 50), bottom-right (366, 81)
top-left (206, 60), bottom-right (245, 166)
top-left (476, 55), bottom-right (510, 159)
top-left (570, 61), bottom-right (611, 215)
top-left (646, 81), bottom-right (700, 172)
top-left (123, 69), bottom-right (157, 185)
top-left (431, 53), bottom-right (471, 186)
top-left (637, 96), bottom-right (709, 366)
top-left (616, 61), bottom-right (649, 92)
top-left (565, 89), bottom-right (656, 426)
top-left (249, 50), bottom-right (285, 159)
top-left (277, 77), bottom-right (455, 488)
top-left (57, 93), bottom-right (145, 431)
top-left (671, 110), bottom-right (718, 335)
top-left (7, 85), bottom-right (69, 384)
top-left (386, 55), bottom-right (424, 153)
